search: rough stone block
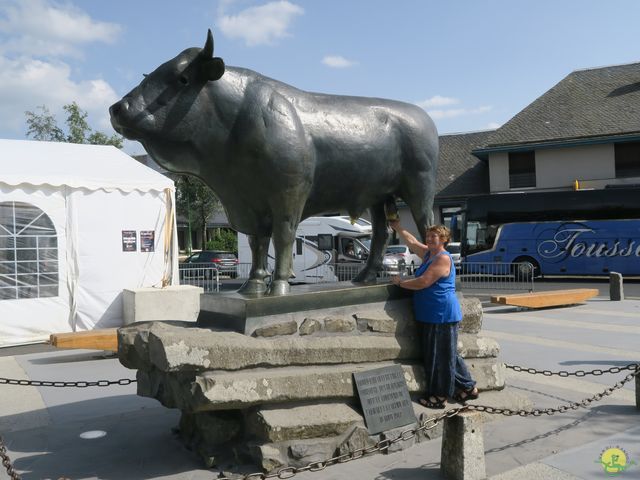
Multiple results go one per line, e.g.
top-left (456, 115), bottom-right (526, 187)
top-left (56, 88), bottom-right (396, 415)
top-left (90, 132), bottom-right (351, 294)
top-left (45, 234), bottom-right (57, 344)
top-left (253, 320), bottom-right (298, 337)
top-left (298, 318), bottom-right (321, 335)
top-left (140, 322), bottom-right (420, 372)
top-left (336, 425), bottom-right (377, 455)
top-left (178, 410), bottom-right (243, 460)
top-left (246, 403), bottom-right (363, 442)
top-left (441, 411), bottom-right (486, 480)
top-left (458, 334), bottom-right (500, 359)
top-left (610, 272), bottom-right (624, 301)
top-left (250, 444), bottom-right (286, 472)
top-left (324, 316), bottom-right (356, 333)
top-left (460, 298), bottom-right (483, 333)
top-left (287, 438), bottom-right (338, 466)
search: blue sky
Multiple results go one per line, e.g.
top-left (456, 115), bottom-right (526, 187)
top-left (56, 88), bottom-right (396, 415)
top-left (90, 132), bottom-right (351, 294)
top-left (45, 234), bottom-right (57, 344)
top-left (1, 0), bottom-right (640, 154)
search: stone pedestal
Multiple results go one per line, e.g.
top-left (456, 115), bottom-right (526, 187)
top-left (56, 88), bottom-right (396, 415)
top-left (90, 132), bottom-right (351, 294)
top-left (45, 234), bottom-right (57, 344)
top-left (123, 285), bottom-right (203, 325)
top-left (117, 282), bottom-right (527, 471)
top-left (441, 411), bottom-right (486, 480)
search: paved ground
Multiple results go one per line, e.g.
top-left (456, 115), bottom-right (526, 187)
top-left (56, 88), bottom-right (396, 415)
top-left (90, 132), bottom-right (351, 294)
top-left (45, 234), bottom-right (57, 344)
top-left (1, 295), bottom-right (639, 480)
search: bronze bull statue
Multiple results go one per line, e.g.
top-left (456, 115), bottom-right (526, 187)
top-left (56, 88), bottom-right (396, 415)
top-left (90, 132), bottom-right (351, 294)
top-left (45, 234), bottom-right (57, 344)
top-left (110, 29), bottom-right (438, 296)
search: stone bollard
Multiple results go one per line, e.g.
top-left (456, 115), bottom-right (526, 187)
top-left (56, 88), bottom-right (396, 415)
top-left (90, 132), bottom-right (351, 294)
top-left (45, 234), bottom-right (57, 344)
top-left (609, 272), bottom-right (624, 301)
top-left (441, 411), bottom-right (486, 480)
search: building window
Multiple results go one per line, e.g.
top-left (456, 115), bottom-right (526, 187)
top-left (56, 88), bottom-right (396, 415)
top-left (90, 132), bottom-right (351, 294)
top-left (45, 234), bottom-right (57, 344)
top-left (509, 151), bottom-right (536, 188)
top-left (615, 142), bottom-right (640, 178)
top-left (0, 201), bottom-right (58, 300)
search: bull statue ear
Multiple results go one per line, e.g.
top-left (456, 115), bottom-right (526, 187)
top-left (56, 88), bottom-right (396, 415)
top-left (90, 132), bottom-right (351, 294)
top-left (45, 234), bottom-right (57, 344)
top-left (202, 57), bottom-right (225, 81)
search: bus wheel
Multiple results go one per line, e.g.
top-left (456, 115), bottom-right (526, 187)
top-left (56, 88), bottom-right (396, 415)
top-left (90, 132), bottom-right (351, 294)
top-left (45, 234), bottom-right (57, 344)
top-left (512, 257), bottom-right (540, 280)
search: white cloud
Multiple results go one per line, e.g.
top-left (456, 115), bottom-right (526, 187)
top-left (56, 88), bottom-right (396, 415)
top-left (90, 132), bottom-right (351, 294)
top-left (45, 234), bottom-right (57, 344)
top-left (0, 0), bottom-right (121, 58)
top-left (485, 122), bottom-right (501, 129)
top-left (0, 56), bottom-right (119, 135)
top-left (426, 105), bottom-right (492, 120)
top-left (218, 1), bottom-right (304, 46)
top-left (416, 95), bottom-right (459, 109)
top-left (322, 55), bottom-right (357, 68)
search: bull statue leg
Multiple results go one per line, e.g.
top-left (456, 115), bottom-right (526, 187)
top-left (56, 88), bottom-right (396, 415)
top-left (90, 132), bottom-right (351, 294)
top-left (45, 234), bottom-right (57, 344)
top-left (353, 203), bottom-right (387, 283)
top-left (402, 170), bottom-right (436, 243)
top-left (268, 214), bottom-right (300, 296)
top-left (239, 234), bottom-right (271, 295)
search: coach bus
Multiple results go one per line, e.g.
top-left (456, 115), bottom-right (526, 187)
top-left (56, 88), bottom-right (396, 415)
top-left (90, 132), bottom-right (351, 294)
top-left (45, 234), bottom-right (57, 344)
top-left (461, 187), bottom-right (640, 277)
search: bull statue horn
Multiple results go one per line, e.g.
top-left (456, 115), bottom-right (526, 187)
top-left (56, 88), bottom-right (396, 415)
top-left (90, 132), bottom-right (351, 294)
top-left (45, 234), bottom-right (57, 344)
top-left (202, 29), bottom-right (214, 58)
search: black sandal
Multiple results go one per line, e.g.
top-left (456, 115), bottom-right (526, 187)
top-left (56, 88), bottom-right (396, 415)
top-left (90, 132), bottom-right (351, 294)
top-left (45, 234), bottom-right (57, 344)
top-left (453, 387), bottom-right (479, 403)
top-left (418, 395), bottom-right (446, 409)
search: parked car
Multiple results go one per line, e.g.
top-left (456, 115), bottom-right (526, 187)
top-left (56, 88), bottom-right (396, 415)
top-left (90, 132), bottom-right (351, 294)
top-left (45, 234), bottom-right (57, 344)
top-left (385, 244), bottom-right (422, 274)
top-left (382, 252), bottom-right (406, 276)
top-left (180, 250), bottom-right (238, 279)
top-left (446, 242), bottom-right (461, 269)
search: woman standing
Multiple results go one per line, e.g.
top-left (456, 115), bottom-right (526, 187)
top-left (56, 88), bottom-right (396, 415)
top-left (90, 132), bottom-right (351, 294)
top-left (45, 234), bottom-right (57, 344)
top-left (388, 220), bottom-right (478, 408)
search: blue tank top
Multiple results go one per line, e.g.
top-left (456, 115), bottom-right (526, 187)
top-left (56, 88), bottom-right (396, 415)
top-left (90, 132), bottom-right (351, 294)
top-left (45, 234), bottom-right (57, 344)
top-left (413, 251), bottom-right (462, 324)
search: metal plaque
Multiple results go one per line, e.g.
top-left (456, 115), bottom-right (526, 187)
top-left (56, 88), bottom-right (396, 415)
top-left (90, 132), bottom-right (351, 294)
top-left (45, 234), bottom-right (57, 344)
top-left (353, 364), bottom-right (417, 434)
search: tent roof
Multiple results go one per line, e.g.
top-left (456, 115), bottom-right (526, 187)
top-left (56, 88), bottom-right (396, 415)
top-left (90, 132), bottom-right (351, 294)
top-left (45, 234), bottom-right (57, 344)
top-left (0, 139), bottom-right (174, 193)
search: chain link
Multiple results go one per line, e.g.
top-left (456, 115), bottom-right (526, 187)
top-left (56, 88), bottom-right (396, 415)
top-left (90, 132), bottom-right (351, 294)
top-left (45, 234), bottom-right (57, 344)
top-left (0, 434), bottom-right (21, 480)
top-left (0, 377), bottom-right (136, 387)
top-left (505, 362), bottom-right (639, 377)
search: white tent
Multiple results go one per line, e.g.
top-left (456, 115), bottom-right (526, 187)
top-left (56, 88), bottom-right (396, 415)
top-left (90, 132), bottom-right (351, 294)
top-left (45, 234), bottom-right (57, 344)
top-left (0, 139), bottom-right (178, 347)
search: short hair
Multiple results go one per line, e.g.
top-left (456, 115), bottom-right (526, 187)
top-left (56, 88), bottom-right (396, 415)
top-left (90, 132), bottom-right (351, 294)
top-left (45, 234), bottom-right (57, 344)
top-left (426, 225), bottom-right (451, 243)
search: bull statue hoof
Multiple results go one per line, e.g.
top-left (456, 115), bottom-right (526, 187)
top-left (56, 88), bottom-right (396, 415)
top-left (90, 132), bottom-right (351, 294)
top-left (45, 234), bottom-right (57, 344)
top-left (238, 279), bottom-right (268, 296)
top-left (267, 280), bottom-right (290, 296)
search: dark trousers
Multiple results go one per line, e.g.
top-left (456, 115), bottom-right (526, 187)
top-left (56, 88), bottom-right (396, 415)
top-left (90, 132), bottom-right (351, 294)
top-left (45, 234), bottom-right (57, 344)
top-left (421, 322), bottom-right (475, 398)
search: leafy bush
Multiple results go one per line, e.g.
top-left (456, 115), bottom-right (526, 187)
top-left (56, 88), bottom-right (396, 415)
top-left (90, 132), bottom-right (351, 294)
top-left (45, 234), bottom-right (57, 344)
top-left (206, 229), bottom-right (237, 253)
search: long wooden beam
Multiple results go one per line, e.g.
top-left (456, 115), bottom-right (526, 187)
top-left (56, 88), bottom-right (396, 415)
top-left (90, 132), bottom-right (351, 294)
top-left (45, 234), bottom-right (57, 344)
top-left (491, 288), bottom-right (599, 309)
top-left (49, 329), bottom-right (118, 351)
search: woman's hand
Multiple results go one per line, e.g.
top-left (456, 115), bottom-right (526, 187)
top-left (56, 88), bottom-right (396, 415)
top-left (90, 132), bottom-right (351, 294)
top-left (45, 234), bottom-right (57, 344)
top-left (390, 275), bottom-right (402, 286)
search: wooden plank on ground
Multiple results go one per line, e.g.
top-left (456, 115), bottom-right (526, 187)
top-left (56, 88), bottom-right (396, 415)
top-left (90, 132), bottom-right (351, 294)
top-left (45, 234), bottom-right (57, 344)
top-left (490, 288), bottom-right (599, 309)
top-left (49, 329), bottom-right (118, 351)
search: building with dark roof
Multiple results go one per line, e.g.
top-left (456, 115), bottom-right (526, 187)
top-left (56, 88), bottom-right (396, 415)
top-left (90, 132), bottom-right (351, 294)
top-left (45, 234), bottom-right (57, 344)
top-left (473, 62), bottom-right (640, 192)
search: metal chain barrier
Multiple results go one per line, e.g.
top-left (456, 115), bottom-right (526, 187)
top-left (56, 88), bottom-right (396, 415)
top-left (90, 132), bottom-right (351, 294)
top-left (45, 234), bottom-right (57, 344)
top-left (469, 364), bottom-right (639, 417)
top-left (0, 377), bottom-right (136, 388)
top-left (505, 362), bottom-right (640, 378)
top-left (0, 434), bottom-right (21, 480)
top-left (1, 363), bottom-right (638, 479)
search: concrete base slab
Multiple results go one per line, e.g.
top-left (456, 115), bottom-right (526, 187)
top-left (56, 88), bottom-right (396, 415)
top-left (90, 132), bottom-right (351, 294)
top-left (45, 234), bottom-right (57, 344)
top-left (198, 282), bottom-right (412, 334)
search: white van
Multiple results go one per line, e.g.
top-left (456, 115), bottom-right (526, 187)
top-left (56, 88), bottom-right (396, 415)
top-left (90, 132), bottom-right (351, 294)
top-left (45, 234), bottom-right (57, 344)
top-left (237, 216), bottom-right (375, 283)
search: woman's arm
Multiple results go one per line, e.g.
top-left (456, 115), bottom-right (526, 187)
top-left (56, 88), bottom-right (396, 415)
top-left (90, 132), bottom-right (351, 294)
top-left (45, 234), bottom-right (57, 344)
top-left (391, 254), bottom-right (450, 290)
top-left (388, 220), bottom-right (428, 258)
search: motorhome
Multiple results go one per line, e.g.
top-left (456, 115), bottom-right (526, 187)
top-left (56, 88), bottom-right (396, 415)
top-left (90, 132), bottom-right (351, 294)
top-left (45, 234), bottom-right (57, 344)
top-left (238, 216), bottom-right (400, 283)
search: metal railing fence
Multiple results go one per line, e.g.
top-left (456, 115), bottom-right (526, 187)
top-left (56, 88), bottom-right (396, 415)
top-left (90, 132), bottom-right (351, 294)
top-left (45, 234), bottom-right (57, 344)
top-left (457, 261), bottom-right (535, 292)
top-left (178, 261), bottom-right (534, 293)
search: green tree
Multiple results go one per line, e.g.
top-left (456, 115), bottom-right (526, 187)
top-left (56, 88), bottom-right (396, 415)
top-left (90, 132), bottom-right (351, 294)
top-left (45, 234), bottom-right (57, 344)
top-left (175, 175), bottom-right (222, 254)
top-left (206, 228), bottom-right (237, 253)
top-left (25, 102), bottom-right (123, 148)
